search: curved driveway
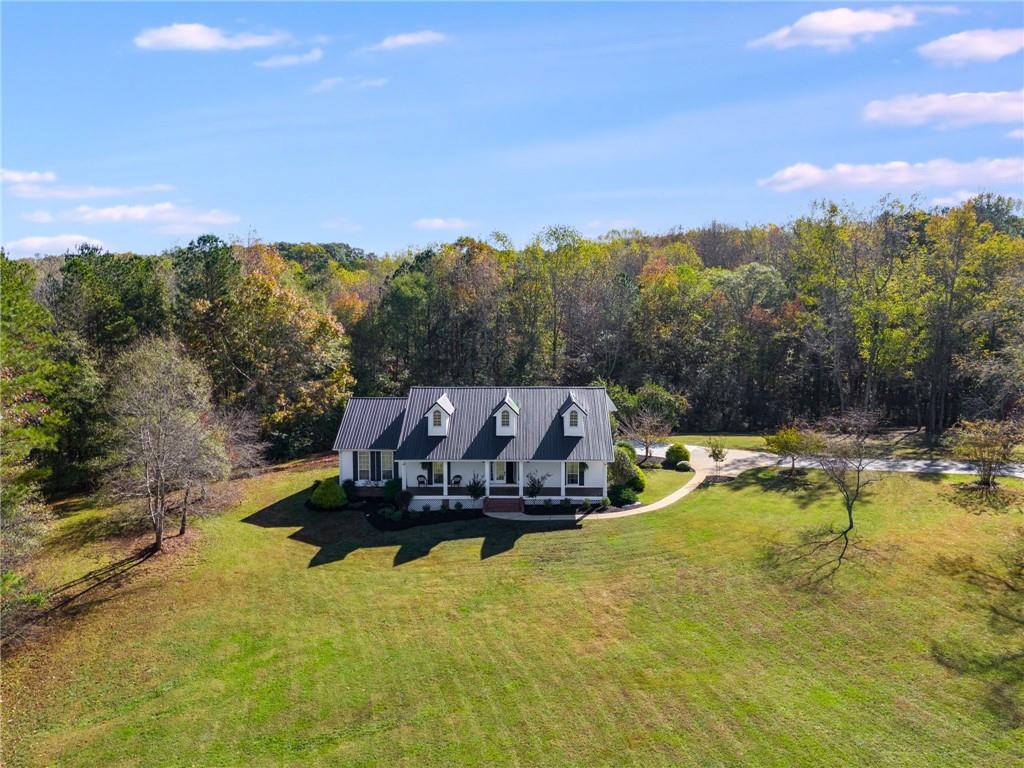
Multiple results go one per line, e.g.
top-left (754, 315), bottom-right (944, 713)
top-left (483, 443), bottom-right (1024, 522)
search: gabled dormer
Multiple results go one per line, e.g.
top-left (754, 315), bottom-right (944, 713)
top-left (493, 391), bottom-right (520, 437)
top-left (425, 392), bottom-right (455, 437)
top-left (559, 391), bottom-right (587, 437)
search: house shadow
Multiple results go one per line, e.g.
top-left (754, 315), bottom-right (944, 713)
top-left (241, 488), bottom-right (580, 568)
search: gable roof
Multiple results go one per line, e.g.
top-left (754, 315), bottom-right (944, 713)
top-left (557, 390), bottom-right (587, 416)
top-left (395, 387), bottom-right (614, 462)
top-left (424, 392), bottom-right (455, 417)
top-left (332, 397), bottom-right (406, 451)
top-left (492, 390), bottom-right (520, 416)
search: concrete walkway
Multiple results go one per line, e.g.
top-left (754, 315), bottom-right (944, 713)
top-left (483, 442), bottom-right (1024, 523)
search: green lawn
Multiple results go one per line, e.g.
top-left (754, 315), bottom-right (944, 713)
top-left (5, 464), bottom-right (1024, 766)
top-left (669, 433), bottom-right (770, 452)
top-left (638, 467), bottom-right (694, 504)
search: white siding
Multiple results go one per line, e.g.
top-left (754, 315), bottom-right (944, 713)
top-left (339, 450), bottom-right (354, 482)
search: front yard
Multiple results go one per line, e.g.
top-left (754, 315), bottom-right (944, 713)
top-left (4, 463), bottom-right (1023, 766)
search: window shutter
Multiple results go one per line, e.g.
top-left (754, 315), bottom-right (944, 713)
top-left (393, 460), bottom-right (400, 481)
top-left (580, 464), bottom-right (585, 484)
top-left (352, 452), bottom-right (358, 480)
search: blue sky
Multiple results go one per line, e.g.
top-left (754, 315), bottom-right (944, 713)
top-left (2, 2), bottom-right (1023, 257)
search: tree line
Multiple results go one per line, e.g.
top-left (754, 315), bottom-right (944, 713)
top-left (2, 194), bottom-right (1022, 592)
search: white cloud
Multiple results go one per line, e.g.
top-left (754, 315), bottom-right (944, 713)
top-left (134, 23), bottom-right (290, 51)
top-left (3, 234), bottom-right (104, 257)
top-left (65, 202), bottom-right (239, 234)
top-left (863, 90), bottom-right (1024, 127)
top-left (308, 76), bottom-right (345, 94)
top-left (22, 210), bottom-right (54, 223)
top-left (6, 182), bottom-right (174, 200)
top-left (931, 189), bottom-right (976, 206)
top-left (759, 157), bottom-right (1024, 191)
top-left (918, 28), bottom-right (1024, 64)
top-left (750, 6), bottom-right (954, 52)
top-left (1, 168), bottom-right (57, 183)
top-left (1009, 128), bottom-right (1024, 140)
top-left (369, 30), bottom-right (448, 51)
top-left (256, 47), bottom-right (322, 69)
top-left (414, 217), bottom-right (470, 230)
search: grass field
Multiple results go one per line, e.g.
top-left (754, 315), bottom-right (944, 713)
top-left (4, 464), bottom-right (1024, 767)
top-left (637, 468), bottom-right (693, 504)
top-left (669, 433), bottom-right (770, 452)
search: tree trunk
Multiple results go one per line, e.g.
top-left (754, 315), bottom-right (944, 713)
top-left (154, 514), bottom-right (164, 551)
top-left (179, 485), bottom-right (191, 536)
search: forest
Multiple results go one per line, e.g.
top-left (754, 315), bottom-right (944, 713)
top-left (2, 194), bottom-right (1023, 586)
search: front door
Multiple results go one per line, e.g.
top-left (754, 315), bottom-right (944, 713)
top-left (431, 461), bottom-right (444, 485)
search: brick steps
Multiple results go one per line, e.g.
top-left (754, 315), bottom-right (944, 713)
top-left (483, 497), bottom-right (524, 514)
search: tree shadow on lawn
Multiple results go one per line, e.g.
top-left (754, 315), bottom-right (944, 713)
top-left (721, 467), bottom-right (832, 509)
top-left (242, 488), bottom-right (581, 568)
top-left (932, 530), bottom-right (1024, 728)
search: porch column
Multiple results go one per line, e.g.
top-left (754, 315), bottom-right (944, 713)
top-left (443, 461), bottom-right (448, 497)
top-left (400, 461), bottom-right (407, 490)
top-left (517, 461), bottom-right (524, 497)
top-left (484, 461), bottom-right (490, 497)
top-left (560, 462), bottom-right (566, 499)
top-left (601, 463), bottom-right (608, 499)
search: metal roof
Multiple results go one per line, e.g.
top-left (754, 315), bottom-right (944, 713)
top-left (492, 390), bottom-right (520, 416)
top-left (332, 397), bottom-right (407, 451)
top-left (557, 390), bottom-right (587, 416)
top-left (394, 387), bottom-right (614, 462)
top-left (423, 392), bottom-right (455, 417)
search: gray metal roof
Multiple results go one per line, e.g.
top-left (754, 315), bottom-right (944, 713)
top-left (394, 387), bottom-right (614, 462)
top-left (332, 397), bottom-right (406, 451)
top-left (558, 390), bottom-right (587, 416)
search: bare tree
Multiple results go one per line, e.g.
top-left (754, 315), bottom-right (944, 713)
top-left (812, 411), bottom-right (882, 578)
top-left (104, 338), bottom-right (229, 550)
top-left (618, 407), bottom-right (671, 465)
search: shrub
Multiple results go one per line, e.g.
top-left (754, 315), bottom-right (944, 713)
top-left (543, 498), bottom-right (553, 507)
top-left (559, 498), bottom-right (571, 509)
top-left (379, 505), bottom-right (402, 522)
top-left (421, 503), bottom-right (431, 514)
top-left (628, 469), bottom-right (646, 492)
top-left (382, 478), bottom-right (402, 502)
top-left (664, 443), bottom-right (690, 468)
top-left (609, 445), bottom-right (641, 487)
top-left (453, 501), bottom-right (463, 511)
top-left (309, 479), bottom-right (348, 510)
top-left (608, 485), bottom-right (638, 506)
top-left (615, 441), bottom-right (637, 462)
top-left (465, 474), bottom-right (486, 500)
top-left (395, 490), bottom-right (413, 512)
top-left (524, 472), bottom-right (550, 499)
top-left (341, 478), bottom-right (356, 497)
top-left (676, 460), bottom-right (693, 472)
top-left (601, 496), bottom-right (611, 507)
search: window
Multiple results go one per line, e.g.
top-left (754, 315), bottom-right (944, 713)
top-left (432, 461), bottom-right (444, 485)
top-left (500, 410), bottom-right (510, 427)
top-left (490, 461), bottom-right (505, 482)
top-left (569, 410), bottom-right (579, 427)
top-left (357, 451), bottom-right (370, 481)
top-left (381, 451), bottom-right (394, 480)
top-left (432, 410), bottom-right (442, 427)
top-left (567, 461), bottom-right (580, 485)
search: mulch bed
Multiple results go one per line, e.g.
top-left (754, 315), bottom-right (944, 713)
top-left (523, 503), bottom-right (616, 516)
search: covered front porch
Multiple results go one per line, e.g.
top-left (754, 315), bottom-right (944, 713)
top-left (401, 459), bottom-right (606, 501)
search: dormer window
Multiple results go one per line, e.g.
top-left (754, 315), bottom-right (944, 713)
top-left (560, 391), bottom-right (587, 437)
top-left (426, 392), bottom-right (455, 436)
top-left (494, 391), bottom-right (519, 436)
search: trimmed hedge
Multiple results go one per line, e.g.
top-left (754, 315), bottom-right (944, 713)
top-left (676, 460), bottom-right (693, 472)
top-left (664, 443), bottom-right (690, 468)
top-left (309, 479), bottom-right (347, 510)
top-left (628, 469), bottom-right (646, 492)
top-left (609, 484), bottom-right (639, 506)
top-left (614, 441), bottom-right (637, 462)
